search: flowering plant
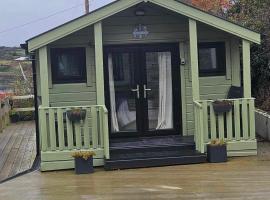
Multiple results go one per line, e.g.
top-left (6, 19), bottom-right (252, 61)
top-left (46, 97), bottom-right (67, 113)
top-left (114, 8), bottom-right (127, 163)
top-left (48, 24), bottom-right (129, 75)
top-left (71, 151), bottom-right (96, 160)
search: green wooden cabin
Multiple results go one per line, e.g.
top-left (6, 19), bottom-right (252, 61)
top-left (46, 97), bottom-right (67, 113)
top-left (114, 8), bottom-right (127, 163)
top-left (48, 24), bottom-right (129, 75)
top-left (26, 0), bottom-right (261, 171)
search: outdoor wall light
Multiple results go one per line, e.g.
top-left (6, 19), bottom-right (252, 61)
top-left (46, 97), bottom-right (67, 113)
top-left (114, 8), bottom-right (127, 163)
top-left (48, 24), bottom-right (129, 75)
top-left (135, 9), bottom-right (145, 16)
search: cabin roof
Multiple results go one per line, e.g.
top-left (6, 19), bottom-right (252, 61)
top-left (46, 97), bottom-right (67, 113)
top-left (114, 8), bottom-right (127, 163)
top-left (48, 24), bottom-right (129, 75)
top-left (27, 0), bottom-right (261, 52)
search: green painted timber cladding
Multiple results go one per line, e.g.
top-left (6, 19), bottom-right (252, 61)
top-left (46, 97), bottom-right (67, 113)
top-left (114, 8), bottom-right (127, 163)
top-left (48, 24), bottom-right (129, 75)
top-left (27, 0), bottom-right (260, 51)
top-left (40, 3), bottom-right (241, 136)
top-left (39, 46), bottom-right (50, 107)
top-left (182, 39), bottom-right (240, 135)
top-left (48, 46), bottom-right (97, 107)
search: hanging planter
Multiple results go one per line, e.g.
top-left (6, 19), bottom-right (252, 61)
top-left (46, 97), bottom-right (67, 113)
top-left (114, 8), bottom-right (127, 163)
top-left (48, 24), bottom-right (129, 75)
top-left (71, 151), bottom-right (96, 174)
top-left (212, 100), bottom-right (232, 114)
top-left (67, 109), bottom-right (86, 123)
top-left (207, 139), bottom-right (227, 163)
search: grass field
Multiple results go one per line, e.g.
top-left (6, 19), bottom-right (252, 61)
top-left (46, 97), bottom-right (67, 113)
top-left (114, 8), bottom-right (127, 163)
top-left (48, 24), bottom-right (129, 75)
top-left (0, 47), bottom-right (32, 92)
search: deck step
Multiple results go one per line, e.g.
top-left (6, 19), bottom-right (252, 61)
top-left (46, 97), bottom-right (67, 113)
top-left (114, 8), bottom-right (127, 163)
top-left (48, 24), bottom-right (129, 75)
top-left (110, 143), bottom-right (195, 154)
top-left (105, 153), bottom-right (206, 170)
top-left (105, 136), bottom-right (206, 170)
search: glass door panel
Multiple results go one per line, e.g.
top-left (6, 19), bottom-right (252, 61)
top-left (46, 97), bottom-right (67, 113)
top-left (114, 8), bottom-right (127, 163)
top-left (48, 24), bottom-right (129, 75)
top-left (108, 52), bottom-right (138, 133)
top-left (106, 44), bottom-right (180, 137)
top-left (145, 52), bottom-right (173, 131)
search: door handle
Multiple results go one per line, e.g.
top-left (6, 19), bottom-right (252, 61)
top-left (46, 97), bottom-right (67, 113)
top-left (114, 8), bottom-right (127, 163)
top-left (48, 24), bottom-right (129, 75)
top-left (131, 85), bottom-right (140, 99)
top-left (143, 84), bottom-right (152, 98)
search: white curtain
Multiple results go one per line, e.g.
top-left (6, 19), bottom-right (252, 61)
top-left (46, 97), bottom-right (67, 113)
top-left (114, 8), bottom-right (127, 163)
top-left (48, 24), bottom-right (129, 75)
top-left (117, 100), bottom-right (136, 128)
top-left (108, 54), bottom-right (119, 132)
top-left (210, 48), bottom-right (217, 69)
top-left (156, 52), bottom-right (173, 129)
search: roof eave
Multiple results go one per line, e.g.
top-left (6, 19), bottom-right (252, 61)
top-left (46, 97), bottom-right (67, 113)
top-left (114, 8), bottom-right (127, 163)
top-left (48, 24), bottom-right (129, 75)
top-left (27, 0), bottom-right (142, 52)
top-left (27, 0), bottom-right (261, 52)
top-left (151, 0), bottom-right (261, 44)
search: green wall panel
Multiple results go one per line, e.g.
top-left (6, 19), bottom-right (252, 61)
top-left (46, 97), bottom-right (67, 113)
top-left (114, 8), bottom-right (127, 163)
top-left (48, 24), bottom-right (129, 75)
top-left (38, 3), bottom-right (241, 136)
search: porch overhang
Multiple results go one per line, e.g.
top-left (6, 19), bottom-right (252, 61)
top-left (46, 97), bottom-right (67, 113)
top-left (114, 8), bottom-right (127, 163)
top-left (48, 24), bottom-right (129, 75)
top-left (26, 0), bottom-right (261, 52)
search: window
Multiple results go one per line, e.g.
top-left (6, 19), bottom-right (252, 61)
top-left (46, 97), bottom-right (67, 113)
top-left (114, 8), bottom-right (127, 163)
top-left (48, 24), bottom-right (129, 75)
top-left (198, 42), bottom-right (226, 76)
top-left (51, 47), bottom-right (86, 84)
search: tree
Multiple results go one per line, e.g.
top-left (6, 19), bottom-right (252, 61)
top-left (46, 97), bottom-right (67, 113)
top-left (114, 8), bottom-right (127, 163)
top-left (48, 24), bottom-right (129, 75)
top-left (187, 0), bottom-right (270, 109)
top-left (227, 0), bottom-right (270, 109)
top-left (190, 0), bottom-right (232, 15)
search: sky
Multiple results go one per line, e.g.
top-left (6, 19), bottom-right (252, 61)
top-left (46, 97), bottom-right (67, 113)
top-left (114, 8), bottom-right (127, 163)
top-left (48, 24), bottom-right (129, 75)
top-left (0, 0), bottom-right (115, 47)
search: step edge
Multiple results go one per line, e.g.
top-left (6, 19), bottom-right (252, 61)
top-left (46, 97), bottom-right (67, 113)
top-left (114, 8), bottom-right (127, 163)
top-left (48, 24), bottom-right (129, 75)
top-left (105, 155), bottom-right (207, 163)
top-left (110, 144), bottom-right (195, 150)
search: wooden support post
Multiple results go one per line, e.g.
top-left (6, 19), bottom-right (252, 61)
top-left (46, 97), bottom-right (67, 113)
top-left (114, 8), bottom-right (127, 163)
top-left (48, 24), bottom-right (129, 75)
top-left (189, 19), bottom-right (200, 101)
top-left (39, 46), bottom-right (50, 107)
top-left (231, 38), bottom-right (241, 86)
top-left (94, 22), bottom-right (105, 105)
top-left (242, 40), bottom-right (252, 98)
top-left (179, 42), bottom-right (187, 135)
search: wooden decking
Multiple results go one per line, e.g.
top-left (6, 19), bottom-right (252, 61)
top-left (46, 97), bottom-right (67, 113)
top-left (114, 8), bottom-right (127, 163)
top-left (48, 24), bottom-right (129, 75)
top-left (0, 121), bottom-right (36, 181)
top-left (0, 152), bottom-right (270, 199)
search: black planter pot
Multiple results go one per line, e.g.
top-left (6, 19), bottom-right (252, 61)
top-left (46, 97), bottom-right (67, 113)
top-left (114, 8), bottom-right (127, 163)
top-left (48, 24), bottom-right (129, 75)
top-left (10, 114), bottom-right (20, 123)
top-left (213, 102), bottom-right (232, 114)
top-left (207, 144), bottom-right (227, 163)
top-left (74, 157), bottom-right (94, 174)
top-left (67, 109), bottom-right (86, 123)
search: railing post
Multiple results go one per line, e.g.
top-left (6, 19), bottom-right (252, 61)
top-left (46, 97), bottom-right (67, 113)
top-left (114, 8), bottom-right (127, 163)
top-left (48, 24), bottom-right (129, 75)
top-left (199, 108), bottom-right (205, 153)
top-left (49, 108), bottom-right (56, 150)
top-left (91, 107), bottom-right (98, 149)
top-left (39, 107), bottom-right (48, 151)
top-left (249, 99), bottom-right (256, 140)
top-left (242, 99), bottom-right (249, 140)
top-left (98, 107), bottom-right (104, 148)
top-left (194, 101), bottom-right (205, 153)
top-left (102, 107), bottom-right (110, 159)
top-left (194, 104), bottom-right (198, 151)
top-left (234, 100), bottom-right (241, 141)
top-left (66, 108), bottom-right (74, 150)
top-left (84, 107), bottom-right (91, 149)
top-left (57, 108), bottom-right (65, 150)
top-left (202, 101), bottom-right (209, 143)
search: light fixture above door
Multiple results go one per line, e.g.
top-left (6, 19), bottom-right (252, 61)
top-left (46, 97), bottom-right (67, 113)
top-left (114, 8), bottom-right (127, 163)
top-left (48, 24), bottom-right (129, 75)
top-left (135, 9), bottom-right (145, 16)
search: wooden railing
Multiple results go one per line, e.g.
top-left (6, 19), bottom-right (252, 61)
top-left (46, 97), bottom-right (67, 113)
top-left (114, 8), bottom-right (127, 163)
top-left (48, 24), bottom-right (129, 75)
top-left (39, 105), bottom-right (110, 159)
top-left (0, 98), bottom-right (11, 132)
top-left (194, 98), bottom-right (256, 153)
top-left (194, 101), bottom-right (205, 153)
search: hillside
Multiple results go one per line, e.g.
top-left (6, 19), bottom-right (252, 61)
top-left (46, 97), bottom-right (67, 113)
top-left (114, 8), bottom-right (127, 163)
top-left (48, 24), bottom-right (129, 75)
top-left (0, 46), bottom-right (24, 60)
top-left (0, 47), bottom-right (32, 94)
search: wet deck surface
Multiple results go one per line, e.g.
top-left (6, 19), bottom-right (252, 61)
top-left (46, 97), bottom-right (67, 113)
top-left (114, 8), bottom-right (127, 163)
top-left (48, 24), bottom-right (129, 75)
top-left (0, 121), bottom-right (36, 182)
top-left (1, 155), bottom-right (270, 200)
top-left (0, 134), bottom-right (269, 199)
